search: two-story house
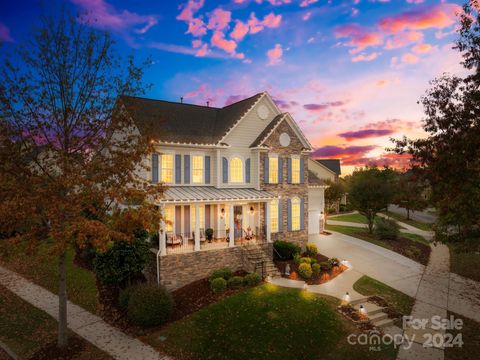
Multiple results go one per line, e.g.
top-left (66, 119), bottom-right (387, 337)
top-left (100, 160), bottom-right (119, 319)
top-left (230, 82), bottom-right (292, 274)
top-left (120, 92), bottom-right (313, 289)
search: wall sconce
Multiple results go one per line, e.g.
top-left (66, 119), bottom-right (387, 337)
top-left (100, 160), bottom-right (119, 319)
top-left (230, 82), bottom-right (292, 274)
top-left (249, 206), bottom-right (255, 215)
top-left (220, 208), bottom-right (225, 219)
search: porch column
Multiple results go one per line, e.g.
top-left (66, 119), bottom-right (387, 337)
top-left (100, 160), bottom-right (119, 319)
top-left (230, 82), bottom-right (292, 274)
top-left (194, 204), bottom-right (200, 251)
top-left (159, 204), bottom-right (167, 256)
top-left (265, 201), bottom-right (271, 243)
top-left (228, 204), bottom-right (235, 247)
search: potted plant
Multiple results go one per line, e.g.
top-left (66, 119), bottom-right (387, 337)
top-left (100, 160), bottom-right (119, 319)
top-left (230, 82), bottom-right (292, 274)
top-left (205, 228), bottom-right (214, 242)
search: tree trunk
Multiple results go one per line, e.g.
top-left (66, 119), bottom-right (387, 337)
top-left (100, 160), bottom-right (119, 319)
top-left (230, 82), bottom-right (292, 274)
top-left (58, 251), bottom-right (68, 349)
top-left (368, 218), bottom-right (374, 234)
top-left (406, 208), bottom-right (410, 220)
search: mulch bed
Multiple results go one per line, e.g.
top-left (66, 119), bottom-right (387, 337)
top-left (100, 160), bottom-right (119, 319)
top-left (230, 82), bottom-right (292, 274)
top-left (30, 336), bottom-right (87, 360)
top-left (382, 237), bottom-right (431, 265)
top-left (337, 305), bottom-right (375, 331)
top-left (274, 253), bottom-right (348, 285)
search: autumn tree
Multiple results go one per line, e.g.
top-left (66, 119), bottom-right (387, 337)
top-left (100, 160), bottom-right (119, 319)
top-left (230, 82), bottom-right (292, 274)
top-left (324, 180), bottom-right (345, 225)
top-left (392, 171), bottom-right (428, 220)
top-left (0, 13), bottom-right (162, 348)
top-left (393, 0), bottom-right (480, 237)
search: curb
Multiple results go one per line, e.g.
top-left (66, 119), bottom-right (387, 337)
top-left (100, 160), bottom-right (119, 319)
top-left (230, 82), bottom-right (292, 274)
top-left (0, 340), bottom-right (19, 360)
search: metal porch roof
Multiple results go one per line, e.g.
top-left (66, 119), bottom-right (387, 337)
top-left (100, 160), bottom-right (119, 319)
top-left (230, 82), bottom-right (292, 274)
top-left (160, 186), bottom-right (276, 203)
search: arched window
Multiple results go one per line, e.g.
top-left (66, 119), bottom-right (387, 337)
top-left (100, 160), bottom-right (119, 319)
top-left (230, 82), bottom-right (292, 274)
top-left (230, 157), bottom-right (243, 183)
top-left (291, 197), bottom-right (301, 231)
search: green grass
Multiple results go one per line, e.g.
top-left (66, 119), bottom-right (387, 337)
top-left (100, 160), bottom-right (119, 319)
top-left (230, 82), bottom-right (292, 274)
top-left (326, 224), bottom-right (390, 249)
top-left (144, 284), bottom-right (396, 360)
top-left (0, 285), bottom-right (111, 360)
top-left (329, 213), bottom-right (368, 224)
top-left (400, 232), bottom-right (430, 245)
top-left (448, 243), bottom-right (480, 282)
top-left (0, 239), bottom-right (98, 313)
top-left (445, 311), bottom-right (480, 360)
top-left (353, 276), bottom-right (414, 315)
top-left (383, 211), bottom-right (433, 231)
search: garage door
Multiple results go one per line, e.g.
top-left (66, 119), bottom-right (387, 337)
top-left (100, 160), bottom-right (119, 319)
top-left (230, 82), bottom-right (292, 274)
top-left (308, 210), bottom-right (320, 235)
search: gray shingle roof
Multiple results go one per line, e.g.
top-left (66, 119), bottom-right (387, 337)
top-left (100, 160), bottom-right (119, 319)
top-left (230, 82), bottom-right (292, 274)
top-left (160, 186), bottom-right (276, 203)
top-left (120, 93), bottom-right (263, 145)
top-left (315, 159), bottom-right (341, 175)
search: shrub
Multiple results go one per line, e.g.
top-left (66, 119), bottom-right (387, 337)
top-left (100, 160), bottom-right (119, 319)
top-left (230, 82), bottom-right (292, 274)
top-left (273, 240), bottom-right (301, 260)
top-left (374, 218), bottom-right (400, 240)
top-left (293, 253), bottom-right (302, 265)
top-left (305, 243), bottom-right (318, 257)
top-left (328, 258), bottom-right (340, 267)
top-left (312, 263), bottom-right (321, 276)
top-left (227, 276), bottom-right (244, 289)
top-left (210, 277), bottom-right (227, 293)
top-left (298, 263), bottom-right (313, 279)
top-left (319, 261), bottom-right (332, 271)
top-left (127, 284), bottom-right (173, 327)
top-left (119, 286), bottom-right (135, 311)
top-left (205, 228), bottom-right (214, 240)
top-left (209, 267), bottom-right (233, 282)
top-left (299, 257), bottom-right (312, 265)
top-left (310, 257), bottom-right (318, 265)
top-left (243, 272), bottom-right (262, 286)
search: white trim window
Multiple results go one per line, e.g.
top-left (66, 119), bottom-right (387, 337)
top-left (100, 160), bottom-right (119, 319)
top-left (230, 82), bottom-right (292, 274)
top-left (161, 154), bottom-right (174, 183)
top-left (270, 199), bottom-right (279, 233)
top-left (191, 205), bottom-right (205, 230)
top-left (291, 157), bottom-right (300, 184)
top-left (269, 155), bottom-right (278, 184)
top-left (192, 155), bottom-right (204, 184)
top-left (291, 197), bottom-right (301, 231)
top-left (230, 157), bottom-right (243, 183)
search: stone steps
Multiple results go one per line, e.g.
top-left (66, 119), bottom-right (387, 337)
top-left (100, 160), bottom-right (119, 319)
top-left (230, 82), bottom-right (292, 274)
top-left (243, 245), bottom-right (280, 277)
top-left (352, 301), bottom-right (395, 329)
top-left (372, 317), bottom-right (395, 329)
top-left (353, 302), bottom-right (384, 316)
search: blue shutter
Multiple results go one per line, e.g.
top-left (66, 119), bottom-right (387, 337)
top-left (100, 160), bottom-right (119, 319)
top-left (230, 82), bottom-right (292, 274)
top-left (205, 156), bottom-right (211, 184)
top-left (278, 199), bottom-right (283, 232)
top-left (264, 156), bottom-right (269, 184)
top-left (245, 158), bottom-right (251, 183)
top-left (222, 157), bottom-right (228, 183)
top-left (184, 155), bottom-right (190, 184)
top-left (300, 198), bottom-right (305, 230)
top-left (184, 206), bottom-right (190, 236)
top-left (287, 198), bottom-right (292, 231)
top-left (278, 157), bottom-right (283, 183)
top-left (287, 158), bottom-right (292, 183)
top-left (151, 153), bottom-right (159, 183)
top-left (175, 154), bottom-right (181, 184)
top-left (300, 158), bottom-right (305, 184)
top-left (264, 202), bottom-right (268, 235)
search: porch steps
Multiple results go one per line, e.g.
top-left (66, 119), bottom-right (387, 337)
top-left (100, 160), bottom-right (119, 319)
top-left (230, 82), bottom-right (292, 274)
top-left (243, 244), bottom-right (281, 278)
top-left (353, 302), bottom-right (394, 329)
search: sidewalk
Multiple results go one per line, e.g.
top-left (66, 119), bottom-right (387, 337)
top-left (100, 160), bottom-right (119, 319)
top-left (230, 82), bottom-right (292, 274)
top-left (0, 265), bottom-right (168, 360)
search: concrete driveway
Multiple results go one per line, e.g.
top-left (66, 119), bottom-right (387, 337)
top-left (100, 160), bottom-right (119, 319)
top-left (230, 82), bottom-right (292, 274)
top-left (309, 232), bottom-right (425, 297)
top-left (388, 205), bottom-right (437, 224)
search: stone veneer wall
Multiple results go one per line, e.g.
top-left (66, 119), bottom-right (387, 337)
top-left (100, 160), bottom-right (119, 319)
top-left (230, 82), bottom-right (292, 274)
top-left (259, 119), bottom-right (309, 250)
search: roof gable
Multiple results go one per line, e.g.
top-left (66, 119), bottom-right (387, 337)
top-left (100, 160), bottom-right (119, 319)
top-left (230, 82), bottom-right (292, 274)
top-left (315, 159), bottom-right (341, 175)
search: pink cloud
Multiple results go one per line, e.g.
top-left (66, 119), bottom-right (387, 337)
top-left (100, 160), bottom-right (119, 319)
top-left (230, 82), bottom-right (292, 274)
top-left (211, 31), bottom-right (237, 54)
top-left (71, 0), bottom-right (158, 34)
top-left (267, 43), bottom-right (283, 65)
top-left (192, 39), bottom-right (209, 56)
top-left (300, 0), bottom-right (318, 7)
top-left (334, 24), bottom-right (383, 53)
top-left (338, 128), bottom-right (394, 141)
top-left (303, 12), bottom-right (312, 21)
top-left (0, 22), bottom-right (13, 43)
top-left (177, 0), bottom-right (204, 22)
top-left (402, 52), bottom-right (419, 63)
top-left (248, 12), bottom-right (282, 34)
top-left (303, 101), bottom-right (346, 111)
top-left (186, 18), bottom-right (207, 37)
top-left (207, 8), bottom-right (231, 31)
top-left (231, 20), bottom-right (249, 41)
top-left (378, 3), bottom-right (461, 33)
top-left (351, 52), bottom-right (380, 62)
top-left (384, 31), bottom-right (423, 49)
top-left (412, 43), bottom-right (433, 53)
top-left (263, 13), bottom-right (282, 28)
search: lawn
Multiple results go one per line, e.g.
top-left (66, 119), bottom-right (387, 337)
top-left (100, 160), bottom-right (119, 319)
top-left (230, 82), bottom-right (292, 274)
top-left (353, 276), bottom-right (414, 316)
top-left (0, 285), bottom-right (111, 360)
top-left (326, 224), bottom-right (430, 265)
top-left (144, 284), bottom-right (397, 360)
top-left (400, 232), bottom-right (430, 245)
top-left (329, 213), bottom-right (368, 224)
top-left (445, 312), bottom-right (480, 360)
top-left (448, 243), bottom-right (480, 282)
top-left (382, 211), bottom-right (432, 231)
top-left (0, 239), bottom-right (98, 313)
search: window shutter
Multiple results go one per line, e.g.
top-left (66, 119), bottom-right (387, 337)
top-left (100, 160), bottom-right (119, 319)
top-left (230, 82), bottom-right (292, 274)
top-left (184, 155), bottom-right (190, 184)
top-left (264, 156), bottom-right (269, 184)
top-left (300, 158), bottom-right (305, 184)
top-left (300, 198), bottom-right (305, 230)
top-left (175, 206), bottom-right (181, 234)
top-left (278, 199), bottom-right (283, 232)
top-left (222, 157), bottom-right (228, 183)
top-left (151, 153), bottom-right (159, 183)
top-left (205, 156), bottom-right (211, 184)
top-left (287, 158), bottom-right (292, 183)
top-left (184, 206), bottom-right (190, 236)
top-left (245, 158), bottom-right (251, 183)
top-left (175, 154), bottom-right (182, 184)
top-left (278, 157), bottom-right (283, 183)
top-left (264, 202), bottom-right (268, 236)
top-left (287, 198), bottom-right (292, 231)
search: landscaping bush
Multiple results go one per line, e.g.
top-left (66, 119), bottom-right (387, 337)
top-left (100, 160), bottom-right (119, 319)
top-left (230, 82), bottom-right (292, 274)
top-left (319, 261), bottom-right (332, 271)
top-left (310, 257), bottom-right (318, 264)
top-left (210, 277), bottom-right (227, 293)
top-left (312, 263), bottom-right (321, 276)
top-left (127, 284), bottom-right (173, 327)
top-left (298, 263), bottom-right (313, 279)
top-left (243, 272), bottom-right (262, 286)
top-left (205, 228), bottom-right (214, 241)
top-left (305, 243), bottom-right (318, 257)
top-left (118, 286), bottom-right (135, 311)
top-left (273, 240), bottom-right (301, 259)
top-left (328, 258), bottom-right (340, 267)
top-left (374, 218), bottom-right (400, 240)
top-left (227, 276), bottom-right (244, 289)
top-left (293, 253), bottom-right (301, 265)
top-left (209, 267), bottom-right (233, 282)
top-left (299, 257), bottom-right (312, 264)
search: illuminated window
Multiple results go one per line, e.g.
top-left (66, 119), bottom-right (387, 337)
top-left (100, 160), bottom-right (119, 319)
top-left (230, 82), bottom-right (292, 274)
top-left (192, 155), bottom-right (204, 184)
top-left (270, 200), bottom-right (279, 233)
top-left (230, 157), bottom-right (243, 183)
top-left (164, 206), bottom-right (174, 232)
top-left (292, 157), bottom-right (300, 184)
top-left (161, 154), bottom-right (174, 183)
top-left (269, 157), bottom-right (278, 183)
top-left (291, 197), bottom-right (300, 231)
top-left (191, 205), bottom-right (205, 230)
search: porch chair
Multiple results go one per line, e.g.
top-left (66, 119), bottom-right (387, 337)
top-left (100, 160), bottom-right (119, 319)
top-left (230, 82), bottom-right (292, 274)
top-left (166, 232), bottom-right (182, 246)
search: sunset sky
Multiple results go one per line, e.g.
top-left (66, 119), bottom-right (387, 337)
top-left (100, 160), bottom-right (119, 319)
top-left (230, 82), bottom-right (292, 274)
top-left (0, 0), bottom-right (467, 174)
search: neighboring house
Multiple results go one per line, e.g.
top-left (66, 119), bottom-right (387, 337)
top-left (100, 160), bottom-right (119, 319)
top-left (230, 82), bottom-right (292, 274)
top-left (119, 92), bottom-right (313, 289)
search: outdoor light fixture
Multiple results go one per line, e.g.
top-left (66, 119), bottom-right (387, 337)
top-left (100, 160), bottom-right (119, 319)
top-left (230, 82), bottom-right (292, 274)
top-left (343, 291), bottom-right (350, 304)
top-left (220, 208), bottom-right (225, 218)
top-left (266, 275), bottom-right (272, 283)
top-left (359, 305), bottom-right (367, 316)
top-left (303, 283), bottom-right (308, 291)
top-left (250, 206), bottom-right (255, 215)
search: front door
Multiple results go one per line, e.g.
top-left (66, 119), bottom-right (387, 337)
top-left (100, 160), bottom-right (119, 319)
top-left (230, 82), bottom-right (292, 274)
top-left (234, 206), bottom-right (243, 240)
